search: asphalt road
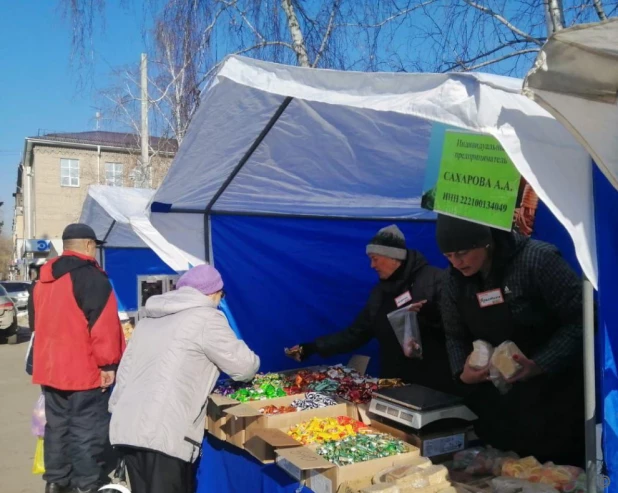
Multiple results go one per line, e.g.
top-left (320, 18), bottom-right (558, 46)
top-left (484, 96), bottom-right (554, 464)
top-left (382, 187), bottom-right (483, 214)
top-left (0, 320), bottom-right (42, 493)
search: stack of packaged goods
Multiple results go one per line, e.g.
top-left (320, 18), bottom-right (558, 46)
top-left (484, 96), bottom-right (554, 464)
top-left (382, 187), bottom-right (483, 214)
top-left (365, 459), bottom-right (456, 493)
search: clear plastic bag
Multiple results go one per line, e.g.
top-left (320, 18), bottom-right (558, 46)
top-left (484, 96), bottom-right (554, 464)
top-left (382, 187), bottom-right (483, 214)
top-left (491, 341), bottom-right (525, 380)
top-left (387, 306), bottom-right (422, 359)
top-left (31, 393), bottom-right (46, 437)
top-left (491, 477), bottom-right (559, 493)
top-left (489, 366), bottom-right (512, 395)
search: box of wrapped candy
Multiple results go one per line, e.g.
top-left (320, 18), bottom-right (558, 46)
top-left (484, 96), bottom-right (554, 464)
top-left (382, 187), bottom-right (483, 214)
top-left (275, 421), bottom-right (420, 493)
top-left (225, 393), bottom-right (354, 450)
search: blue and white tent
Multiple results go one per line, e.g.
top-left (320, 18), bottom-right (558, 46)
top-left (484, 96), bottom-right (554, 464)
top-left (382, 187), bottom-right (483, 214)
top-left (79, 185), bottom-right (200, 313)
top-left (147, 55), bottom-right (608, 482)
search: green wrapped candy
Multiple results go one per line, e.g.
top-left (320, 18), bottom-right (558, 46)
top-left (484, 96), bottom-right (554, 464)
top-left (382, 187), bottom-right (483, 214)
top-left (316, 433), bottom-right (408, 466)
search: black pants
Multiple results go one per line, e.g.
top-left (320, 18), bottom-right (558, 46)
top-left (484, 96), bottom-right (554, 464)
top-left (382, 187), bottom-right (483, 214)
top-left (122, 447), bottom-right (193, 493)
top-left (43, 386), bottom-right (111, 490)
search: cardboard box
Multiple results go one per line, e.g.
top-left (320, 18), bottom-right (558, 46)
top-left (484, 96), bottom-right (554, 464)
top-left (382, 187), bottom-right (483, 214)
top-left (206, 354), bottom-right (371, 443)
top-left (275, 421), bottom-right (421, 493)
top-left (224, 393), bottom-right (355, 451)
top-left (206, 394), bottom-right (239, 441)
top-left (244, 428), bottom-right (303, 463)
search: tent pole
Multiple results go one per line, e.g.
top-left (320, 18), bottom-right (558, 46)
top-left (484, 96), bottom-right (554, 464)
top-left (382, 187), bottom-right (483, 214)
top-left (204, 214), bottom-right (212, 264)
top-left (202, 96), bottom-right (293, 264)
top-left (204, 96), bottom-right (294, 215)
top-left (583, 276), bottom-right (597, 492)
top-left (102, 220), bottom-right (117, 244)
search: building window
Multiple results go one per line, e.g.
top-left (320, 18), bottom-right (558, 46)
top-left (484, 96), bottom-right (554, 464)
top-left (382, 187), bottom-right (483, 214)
top-left (60, 158), bottom-right (80, 187)
top-left (105, 162), bottom-right (124, 187)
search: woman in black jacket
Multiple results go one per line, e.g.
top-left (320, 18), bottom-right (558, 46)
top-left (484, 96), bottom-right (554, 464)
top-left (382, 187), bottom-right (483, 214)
top-left (287, 225), bottom-right (456, 395)
top-left (436, 214), bottom-right (584, 466)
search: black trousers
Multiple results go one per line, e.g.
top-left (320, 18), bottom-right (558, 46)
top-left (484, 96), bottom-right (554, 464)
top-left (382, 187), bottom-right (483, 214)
top-left (43, 386), bottom-right (111, 490)
top-left (122, 447), bottom-right (193, 493)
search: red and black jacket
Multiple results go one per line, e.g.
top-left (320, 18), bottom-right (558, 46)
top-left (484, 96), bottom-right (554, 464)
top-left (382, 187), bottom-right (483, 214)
top-left (30, 251), bottom-right (126, 391)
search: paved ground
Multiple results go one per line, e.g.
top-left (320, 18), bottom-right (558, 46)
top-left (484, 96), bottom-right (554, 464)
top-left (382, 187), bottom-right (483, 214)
top-left (0, 318), bottom-right (42, 493)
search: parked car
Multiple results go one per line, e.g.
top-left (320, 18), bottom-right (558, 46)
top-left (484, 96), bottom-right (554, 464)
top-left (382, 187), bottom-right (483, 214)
top-left (0, 281), bottom-right (31, 311)
top-left (0, 285), bottom-right (18, 344)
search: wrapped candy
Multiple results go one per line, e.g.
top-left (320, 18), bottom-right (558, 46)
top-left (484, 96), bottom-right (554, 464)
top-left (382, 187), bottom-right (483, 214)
top-left (291, 392), bottom-right (338, 410)
top-left (280, 365), bottom-right (403, 404)
top-left (230, 384), bottom-right (287, 402)
top-left (259, 404), bottom-right (297, 415)
top-left (258, 393), bottom-right (337, 415)
top-left (287, 416), bottom-right (368, 445)
top-left (317, 432), bottom-right (408, 466)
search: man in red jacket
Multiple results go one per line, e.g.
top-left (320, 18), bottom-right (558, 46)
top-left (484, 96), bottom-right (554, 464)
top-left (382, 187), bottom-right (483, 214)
top-left (30, 224), bottom-right (125, 493)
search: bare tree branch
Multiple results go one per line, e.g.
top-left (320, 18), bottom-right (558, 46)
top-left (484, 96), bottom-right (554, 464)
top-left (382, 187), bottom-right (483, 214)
top-left (312, 0), bottom-right (340, 68)
top-left (464, 48), bottom-right (541, 71)
top-left (463, 0), bottom-right (544, 45)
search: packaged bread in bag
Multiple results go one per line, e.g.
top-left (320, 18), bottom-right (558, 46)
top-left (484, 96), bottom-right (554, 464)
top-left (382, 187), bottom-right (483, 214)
top-left (491, 341), bottom-right (526, 379)
top-left (469, 340), bottom-right (494, 369)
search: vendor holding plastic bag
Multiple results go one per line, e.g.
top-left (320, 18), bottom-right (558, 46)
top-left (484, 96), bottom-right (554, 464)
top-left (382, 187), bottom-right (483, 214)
top-left (436, 214), bottom-right (584, 466)
top-left (287, 225), bottom-right (456, 394)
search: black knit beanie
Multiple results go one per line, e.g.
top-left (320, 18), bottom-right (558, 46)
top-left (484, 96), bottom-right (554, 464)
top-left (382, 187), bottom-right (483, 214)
top-left (436, 214), bottom-right (493, 254)
top-left (366, 225), bottom-right (407, 261)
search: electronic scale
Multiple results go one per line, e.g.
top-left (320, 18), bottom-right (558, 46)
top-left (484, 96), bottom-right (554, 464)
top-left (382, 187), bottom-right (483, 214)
top-left (369, 384), bottom-right (478, 429)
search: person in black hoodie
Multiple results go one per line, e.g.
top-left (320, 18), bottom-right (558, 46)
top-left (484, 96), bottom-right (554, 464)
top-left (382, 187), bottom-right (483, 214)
top-left (286, 225), bottom-right (456, 394)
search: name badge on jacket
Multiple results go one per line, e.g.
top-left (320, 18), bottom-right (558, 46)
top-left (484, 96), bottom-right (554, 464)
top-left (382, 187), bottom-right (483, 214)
top-left (395, 291), bottom-right (412, 307)
top-left (477, 289), bottom-right (504, 308)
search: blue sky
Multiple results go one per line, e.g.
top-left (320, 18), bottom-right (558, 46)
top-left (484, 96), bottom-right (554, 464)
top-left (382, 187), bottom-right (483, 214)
top-left (0, 2), bottom-right (148, 231)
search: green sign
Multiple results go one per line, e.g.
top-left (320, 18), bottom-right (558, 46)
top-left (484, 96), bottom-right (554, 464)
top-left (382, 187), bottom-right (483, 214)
top-left (433, 131), bottom-right (521, 230)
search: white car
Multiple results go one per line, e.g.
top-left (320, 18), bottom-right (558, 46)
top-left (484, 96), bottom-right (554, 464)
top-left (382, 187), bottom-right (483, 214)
top-left (0, 281), bottom-right (31, 311)
top-left (0, 285), bottom-right (18, 344)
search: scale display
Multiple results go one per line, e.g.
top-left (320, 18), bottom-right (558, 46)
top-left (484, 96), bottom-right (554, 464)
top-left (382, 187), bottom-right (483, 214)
top-left (373, 385), bottom-right (463, 411)
top-left (369, 384), bottom-right (476, 429)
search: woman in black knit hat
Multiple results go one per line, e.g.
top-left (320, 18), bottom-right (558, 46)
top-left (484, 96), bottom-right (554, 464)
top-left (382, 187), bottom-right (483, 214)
top-left (436, 214), bottom-right (584, 466)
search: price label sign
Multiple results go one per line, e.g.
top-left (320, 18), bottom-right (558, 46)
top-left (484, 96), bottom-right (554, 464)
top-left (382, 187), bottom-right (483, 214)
top-left (433, 131), bottom-right (521, 231)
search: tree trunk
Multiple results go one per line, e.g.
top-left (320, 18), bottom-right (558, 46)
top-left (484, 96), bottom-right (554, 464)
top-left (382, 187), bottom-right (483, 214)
top-left (281, 0), bottom-right (310, 67)
top-left (544, 0), bottom-right (565, 34)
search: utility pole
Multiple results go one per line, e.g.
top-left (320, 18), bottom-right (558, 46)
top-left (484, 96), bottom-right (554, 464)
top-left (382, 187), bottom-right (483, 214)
top-left (140, 53), bottom-right (150, 188)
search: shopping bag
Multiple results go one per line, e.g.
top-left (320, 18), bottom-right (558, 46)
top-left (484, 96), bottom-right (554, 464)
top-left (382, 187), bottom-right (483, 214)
top-left (32, 437), bottom-right (45, 475)
top-left (31, 393), bottom-right (46, 437)
top-left (387, 306), bottom-right (422, 359)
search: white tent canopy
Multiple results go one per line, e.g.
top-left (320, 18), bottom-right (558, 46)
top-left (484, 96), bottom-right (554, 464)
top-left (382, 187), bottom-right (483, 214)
top-left (524, 17), bottom-right (618, 193)
top-left (80, 185), bottom-right (201, 271)
top-left (151, 55), bottom-right (597, 286)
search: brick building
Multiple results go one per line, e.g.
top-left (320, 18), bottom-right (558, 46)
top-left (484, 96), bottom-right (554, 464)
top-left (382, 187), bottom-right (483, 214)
top-left (12, 131), bottom-right (176, 277)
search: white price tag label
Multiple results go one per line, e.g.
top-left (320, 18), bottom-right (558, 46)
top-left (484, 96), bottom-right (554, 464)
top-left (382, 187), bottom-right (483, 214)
top-left (276, 457), bottom-right (302, 481)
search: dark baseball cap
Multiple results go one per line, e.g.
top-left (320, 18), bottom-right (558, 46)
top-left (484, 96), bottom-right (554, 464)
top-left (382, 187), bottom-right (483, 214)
top-left (62, 223), bottom-right (105, 245)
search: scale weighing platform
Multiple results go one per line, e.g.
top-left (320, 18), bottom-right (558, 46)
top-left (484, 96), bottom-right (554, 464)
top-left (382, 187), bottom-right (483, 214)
top-left (369, 384), bottom-right (478, 430)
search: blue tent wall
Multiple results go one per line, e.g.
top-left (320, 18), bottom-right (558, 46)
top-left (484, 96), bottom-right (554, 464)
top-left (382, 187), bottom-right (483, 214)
top-left (211, 205), bottom-right (583, 377)
top-left (104, 247), bottom-right (176, 312)
top-left (593, 166), bottom-right (618, 490)
top-left (211, 215), bottom-right (445, 377)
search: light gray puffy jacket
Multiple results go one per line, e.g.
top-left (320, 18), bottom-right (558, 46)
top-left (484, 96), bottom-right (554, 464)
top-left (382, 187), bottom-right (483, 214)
top-left (108, 286), bottom-right (259, 462)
